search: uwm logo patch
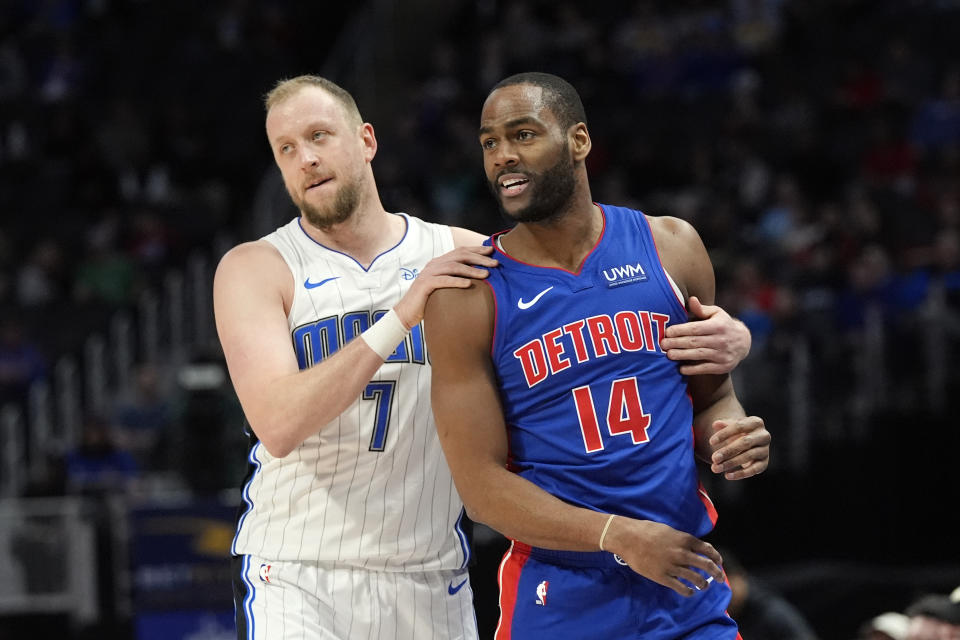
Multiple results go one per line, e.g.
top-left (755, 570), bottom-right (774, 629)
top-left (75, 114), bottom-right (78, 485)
top-left (602, 262), bottom-right (648, 288)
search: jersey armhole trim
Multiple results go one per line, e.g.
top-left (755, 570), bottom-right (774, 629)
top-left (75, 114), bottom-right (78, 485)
top-left (639, 213), bottom-right (689, 318)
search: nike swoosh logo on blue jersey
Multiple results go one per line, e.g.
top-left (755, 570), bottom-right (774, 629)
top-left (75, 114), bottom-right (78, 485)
top-left (517, 286), bottom-right (554, 310)
top-left (448, 578), bottom-right (468, 595)
top-left (304, 276), bottom-right (340, 289)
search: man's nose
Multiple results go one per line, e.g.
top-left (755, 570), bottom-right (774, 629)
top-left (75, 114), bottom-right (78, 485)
top-left (299, 147), bottom-right (320, 168)
top-left (492, 141), bottom-right (518, 167)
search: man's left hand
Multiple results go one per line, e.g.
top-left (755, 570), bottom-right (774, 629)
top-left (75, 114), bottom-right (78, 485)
top-left (707, 416), bottom-right (770, 480)
top-left (661, 296), bottom-right (751, 375)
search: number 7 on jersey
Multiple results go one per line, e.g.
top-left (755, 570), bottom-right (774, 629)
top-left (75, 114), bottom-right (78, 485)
top-left (363, 380), bottom-right (396, 451)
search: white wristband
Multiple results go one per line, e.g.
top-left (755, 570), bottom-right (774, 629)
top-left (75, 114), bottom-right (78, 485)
top-left (361, 309), bottom-right (411, 360)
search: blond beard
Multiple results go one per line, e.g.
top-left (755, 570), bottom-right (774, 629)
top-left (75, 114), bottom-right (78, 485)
top-left (293, 175), bottom-right (363, 231)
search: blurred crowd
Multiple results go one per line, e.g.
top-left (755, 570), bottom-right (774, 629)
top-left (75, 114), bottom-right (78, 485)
top-left (0, 0), bottom-right (356, 392)
top-left (3, 0), bottom-right (959, 467)
top-left (1, 1), bottom-right (959, 638)
top-left (361, 0), bottom-right (960, 440)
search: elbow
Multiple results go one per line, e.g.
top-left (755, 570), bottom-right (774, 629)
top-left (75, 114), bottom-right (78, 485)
top-left (248, 419), bottom-right (298, 459)
top-left (463, 499), bottom-right (504, 533)
top-left (449, 460), bottom-right (506, 528)
top-left (463, 503), bottom-right (485, 524)
top-left (459, 489), bottom-right (495, 527)
top-left (261, 440), bottom-right (295, 459)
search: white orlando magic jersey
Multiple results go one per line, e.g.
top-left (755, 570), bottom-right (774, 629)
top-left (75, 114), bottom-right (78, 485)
top-left (232, 214), bottom-right (471, 572)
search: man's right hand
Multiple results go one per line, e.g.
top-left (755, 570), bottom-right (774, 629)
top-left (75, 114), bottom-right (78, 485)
top-left (603, 517), bottom-right (725, 596)
top-left (394, 245), bottom-right (497, 328)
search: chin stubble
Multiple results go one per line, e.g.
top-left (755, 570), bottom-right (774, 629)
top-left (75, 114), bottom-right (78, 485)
top-left (296, 176), bottom-right (363, 230)
top-left (490, 148), bottom-right (576, 224)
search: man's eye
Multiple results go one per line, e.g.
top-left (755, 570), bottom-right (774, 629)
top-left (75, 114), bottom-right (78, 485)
top-left (312, 131), bottom-right (327, 141)
top-left (482, 139), bottom-right (496, 150)
top-left (280, 144), bottom-right (293, 154)
top-left (518, 131), bottom-right (534, 141)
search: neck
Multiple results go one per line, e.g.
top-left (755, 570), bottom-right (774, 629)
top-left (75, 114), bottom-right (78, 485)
top-left (300, 182), bottom-right (402, 267)
top-left (503, 192), bottom-right (602, 272)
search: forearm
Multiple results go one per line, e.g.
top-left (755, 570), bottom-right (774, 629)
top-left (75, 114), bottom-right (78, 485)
top-left (459, 464), bottom-right (610, 551)
top-left (692, 385), bottom-right (745, 462)
top-left (248, 337), bottom-right (386, 457)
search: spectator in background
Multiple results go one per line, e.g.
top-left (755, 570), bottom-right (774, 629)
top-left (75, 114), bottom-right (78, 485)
top-left (16, 237), bottom-right (66, 307)
top-left (904, 588), bottom-right (960, 640)
top-left (64, 413), bottom-right (139, 496)
top-left (722, 548), bottom-right (819, 640)
top-left (910, 67), bottom-right (960, 154)
top-left (727, 257), bottom-right (777, 348)
top-left (933, 228), bottom-right (960, 307)
top-left (72, 213), bottom-right (138, 307)
top-left (112, 362), bottom-right (173, 471)
top-left (0, 314), bottom-right (48, 408)
top-left (858, 612), bottom-right (910, 640)
top-left (128, 207), bottom-right (172, 273)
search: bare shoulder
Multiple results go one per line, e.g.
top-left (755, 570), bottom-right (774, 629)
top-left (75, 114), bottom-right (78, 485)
top-left (644, 214), bottom-right (714, 303)
top-left (424, 282), bottom-right (494, 351)
top-left (427, 281), bottom-right (493, 321)
top-left (449, 226), bottom-right (487, 248)
top-left (216, 240), bottom-right (286, 279)
top-left (646, 214), bottom-right (702, 250)
top-left (214, 240), bottom-right (293, 307)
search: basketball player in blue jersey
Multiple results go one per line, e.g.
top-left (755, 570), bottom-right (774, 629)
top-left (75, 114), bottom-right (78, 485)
top-left (215, 75), bottom-right (754, 640)
top-left (425, 72), bottom-right (771, 639)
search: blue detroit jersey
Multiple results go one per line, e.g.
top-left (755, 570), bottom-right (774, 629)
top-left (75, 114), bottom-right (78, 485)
top-left (485, 204), bottom-right (717, 538)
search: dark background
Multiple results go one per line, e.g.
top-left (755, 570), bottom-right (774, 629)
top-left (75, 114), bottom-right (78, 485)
top-left (1, 1), bottom-right (958, 638)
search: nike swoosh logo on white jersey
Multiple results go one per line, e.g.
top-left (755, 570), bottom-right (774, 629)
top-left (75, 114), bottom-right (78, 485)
top-left (448, 578), bottom-right (469, 595)
top-left (517, 286), bottom-right (554, 310)
top-left (304, 276), bottom-right (340, 289)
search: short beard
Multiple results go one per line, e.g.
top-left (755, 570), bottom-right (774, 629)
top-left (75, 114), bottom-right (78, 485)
top-left (489, 146), bottom-right (576, 224)
top-left (293, 176), bottom-right (362, 231)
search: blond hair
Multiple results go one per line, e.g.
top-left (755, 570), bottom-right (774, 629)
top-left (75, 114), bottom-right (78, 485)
top-left (264, 75), bottom-right (363, 126)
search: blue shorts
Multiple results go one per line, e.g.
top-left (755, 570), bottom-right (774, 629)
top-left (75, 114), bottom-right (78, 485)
top-left (495, 542), bottom-right (741, 640)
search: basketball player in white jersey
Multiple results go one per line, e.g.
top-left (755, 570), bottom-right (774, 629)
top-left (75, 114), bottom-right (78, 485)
top-left (213, 75), bottom-right (753, 640)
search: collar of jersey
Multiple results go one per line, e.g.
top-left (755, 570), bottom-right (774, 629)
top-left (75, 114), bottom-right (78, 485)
top-left (296, 212), bottom-right (409, 273)
top-left (489, 204), bottom-right (607, 278)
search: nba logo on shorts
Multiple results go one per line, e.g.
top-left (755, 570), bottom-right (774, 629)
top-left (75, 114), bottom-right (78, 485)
top-left (259, 563), bottom-right (272, 583)
top-left (535, 580), bottom-right (549, 606)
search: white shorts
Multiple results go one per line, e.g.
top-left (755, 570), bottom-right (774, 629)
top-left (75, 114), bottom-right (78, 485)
top-left (232, 554), bottom-right (477, 640)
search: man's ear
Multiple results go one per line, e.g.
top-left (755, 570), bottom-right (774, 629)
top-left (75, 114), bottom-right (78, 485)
top-left (361, 123), bottom-right (378, 162)
top-left (570, 122), bottom-right (591, 162)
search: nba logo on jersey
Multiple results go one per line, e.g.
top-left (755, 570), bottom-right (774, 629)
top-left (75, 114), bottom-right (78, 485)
top-left (535, 580), bottom-right (549, 606)
top-left (259, 563), bottom-right (272, 583)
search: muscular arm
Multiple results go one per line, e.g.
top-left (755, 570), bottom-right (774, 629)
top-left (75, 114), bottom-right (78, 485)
top-left (425, 284), bottom-right (725, 595)
top-left (650, 216), bottom-right (770, 480)
top-left (214, 238), bottom-right (496, 458)
top-left (426, 283), bottom-right (610, 550)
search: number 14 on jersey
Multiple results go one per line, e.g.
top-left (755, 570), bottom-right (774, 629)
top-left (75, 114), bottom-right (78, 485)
top-left (572, 376), bottom-right (651, 453)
